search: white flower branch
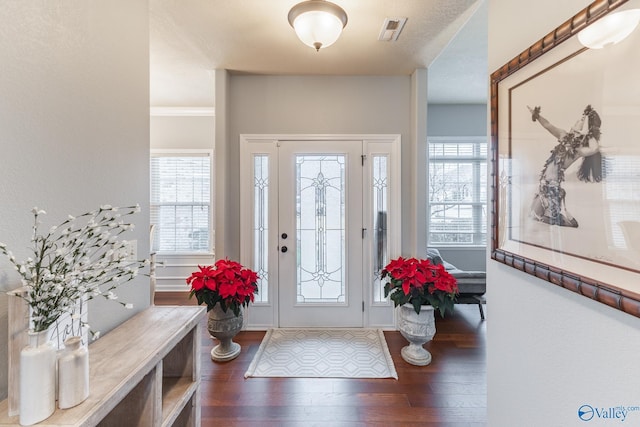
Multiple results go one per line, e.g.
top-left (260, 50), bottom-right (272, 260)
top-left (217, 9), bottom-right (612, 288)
top-left (0, 204), bottom-right (148, 333)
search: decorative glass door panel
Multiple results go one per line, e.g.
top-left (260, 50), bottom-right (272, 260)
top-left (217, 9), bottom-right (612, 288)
top-left (253, 155), bottom-right (269, 302)
top-left (279, 141), bottom-right (363, 327)
top-left (297, 155), bottom-right (346, 303)
top-left (372, 155), bottom-right (389, 303)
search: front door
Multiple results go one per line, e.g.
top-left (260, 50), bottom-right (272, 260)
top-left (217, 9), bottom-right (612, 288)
top-left (240, 134), bottom-right (401, 329)
top-left (278, 140), bottom-right (363, 327)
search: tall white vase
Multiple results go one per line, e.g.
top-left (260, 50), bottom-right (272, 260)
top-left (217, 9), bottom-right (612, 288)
top-left (20, 329), bottom-right (56, 426)
top-left (58, 336), bottom-right (89, 409)
top-left (397, 304), bottom-right (436, 366)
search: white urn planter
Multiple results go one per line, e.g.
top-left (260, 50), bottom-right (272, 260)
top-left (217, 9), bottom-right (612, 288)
top-left (207, 304), bottom-right (243, 362)
top-left (397, 304), bottom-right (436, 366)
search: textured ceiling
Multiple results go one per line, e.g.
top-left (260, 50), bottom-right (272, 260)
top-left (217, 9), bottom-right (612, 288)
top-left (428, 0), bottom-right (487, 104)
top-left (149, 0), bottom-right (488, 106)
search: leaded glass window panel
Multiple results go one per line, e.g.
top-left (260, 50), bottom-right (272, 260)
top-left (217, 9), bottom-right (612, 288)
top-left (253, 155), bottom-right (269, 303)
top-left (296, 155), bottom-right (346, 303)
top-left (372, 155), bottom-right (389, 303)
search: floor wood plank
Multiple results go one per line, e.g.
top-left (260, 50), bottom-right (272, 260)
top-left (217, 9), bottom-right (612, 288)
top-left (156, 292), bottom-right (487, 426)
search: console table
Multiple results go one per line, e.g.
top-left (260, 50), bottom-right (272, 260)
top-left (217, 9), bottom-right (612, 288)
top-left (0, 305), bottom-right (206, 426)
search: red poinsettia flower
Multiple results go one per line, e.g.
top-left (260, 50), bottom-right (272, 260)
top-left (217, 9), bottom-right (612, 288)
top-left (217, 280), bottom-right (237, 300)
top-left (382, 256), bottom-right (458, 317)
top-left (186, 265), bottom-right (214, 292)
top-left (186, 259), bottom-right (259, 317)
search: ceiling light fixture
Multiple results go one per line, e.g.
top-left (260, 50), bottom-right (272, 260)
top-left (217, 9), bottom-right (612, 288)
top-left (578, 8), bottom-right (640, 49)
top-left (288, 0), bottom-right (348, 52)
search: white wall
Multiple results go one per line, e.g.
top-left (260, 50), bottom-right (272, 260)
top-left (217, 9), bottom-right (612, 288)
top-left (150, 115), bottom-right (215, 150)
top-left (488, 1), bottom-right (640, 425)
top-left (428, 104), bottom-right (487, 136)
top-left (0, 1), bottom-right (150, 399)
top-left (214, 70), bottom-right (230, 261)
top-left (219, 75), bottom-right (415, 259)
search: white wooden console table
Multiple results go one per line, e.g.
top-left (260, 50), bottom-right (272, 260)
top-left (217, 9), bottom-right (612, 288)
top-left (0, 305), bottom-right (206, 426)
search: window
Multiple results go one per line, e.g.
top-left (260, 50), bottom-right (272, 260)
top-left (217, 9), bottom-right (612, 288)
top-left (150, 150), bottom-right (213, 253)
top-left (603, 154), bottom-right (640, 250)
top-left (253, 154), bottom-right (269, 303)
top-left (428, 137), bottom-right (487, 246)
top-left (372, 155), bottom-right (389, 303)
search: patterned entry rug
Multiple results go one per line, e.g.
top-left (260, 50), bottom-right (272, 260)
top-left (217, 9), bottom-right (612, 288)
top-left (244, 328), bottom-right (398, 379)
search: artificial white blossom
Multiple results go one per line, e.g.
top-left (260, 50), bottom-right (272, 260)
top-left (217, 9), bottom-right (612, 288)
top-left (0, 204), bottom-right (148, 332)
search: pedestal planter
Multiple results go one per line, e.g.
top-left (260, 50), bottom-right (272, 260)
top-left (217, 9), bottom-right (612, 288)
top-left (397, 304), bottom-right (436, 366)
top-left (207, 304), bottom-right (243, 362)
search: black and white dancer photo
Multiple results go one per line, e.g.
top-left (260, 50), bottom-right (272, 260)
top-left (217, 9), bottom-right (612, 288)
top-left (526, 104), bottom-right (603, 228)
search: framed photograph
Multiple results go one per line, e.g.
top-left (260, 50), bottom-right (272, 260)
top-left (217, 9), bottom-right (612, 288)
top-left (491, 0), bottom-right (640, 316)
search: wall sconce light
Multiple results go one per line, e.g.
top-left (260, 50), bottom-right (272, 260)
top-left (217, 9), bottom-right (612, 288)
top-left (578, 8), bottom-right (640, 49)
top-left (288, 0), bottom-right (348, 51)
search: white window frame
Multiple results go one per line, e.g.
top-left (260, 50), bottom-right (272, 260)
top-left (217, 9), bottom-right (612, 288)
top-left (150, 149), bottom-right (214, 256)
top-left (427, 136), bottom-right (487, 247)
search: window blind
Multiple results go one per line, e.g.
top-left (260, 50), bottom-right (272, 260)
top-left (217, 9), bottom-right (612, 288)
top-left (150, 152), bottom-right (212, 253)
top-left (428, 137), bottom-right (487, 246)
top-left (604, 154), bottom-right (640, 249)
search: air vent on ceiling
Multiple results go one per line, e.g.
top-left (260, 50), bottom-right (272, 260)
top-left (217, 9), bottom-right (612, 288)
top-left (378, 17), bottom-right (407, 42)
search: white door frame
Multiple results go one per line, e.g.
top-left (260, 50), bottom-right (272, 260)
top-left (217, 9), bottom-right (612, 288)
top-left (239, 134), bottom-right (401, 329)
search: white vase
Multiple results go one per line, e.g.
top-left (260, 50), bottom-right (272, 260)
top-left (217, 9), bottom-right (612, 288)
top-left (207, 304), bottom-right (243, 362)
top-left (397, 304), bottom-right (436, 366)
top-left (19, 329), bottom-right (56, 426)
top-left (58, 336), bottom-right (89, 409)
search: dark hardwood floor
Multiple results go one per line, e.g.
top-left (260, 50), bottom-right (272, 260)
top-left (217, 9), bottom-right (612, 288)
top-left (155, 293), bottom-right (487, 426)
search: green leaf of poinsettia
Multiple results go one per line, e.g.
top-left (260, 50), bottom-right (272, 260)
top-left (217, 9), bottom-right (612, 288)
top-left (412, 299), bottom-right (422, 315)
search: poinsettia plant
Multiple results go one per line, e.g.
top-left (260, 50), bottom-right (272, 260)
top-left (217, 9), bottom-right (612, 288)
top-left (382, 257), bottom-right (458, 317)
top-left (186, 259), bottom-right (259, 316)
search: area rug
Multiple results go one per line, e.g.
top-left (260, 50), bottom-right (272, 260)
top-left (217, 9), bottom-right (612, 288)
top-left (244, 328), bottom-right (398, 379)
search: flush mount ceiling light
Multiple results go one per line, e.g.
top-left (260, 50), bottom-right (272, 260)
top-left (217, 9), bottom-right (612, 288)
top-left (578, 8), bottom-right (640, 49)
top-left (288, 0), bottom-right (348, 51)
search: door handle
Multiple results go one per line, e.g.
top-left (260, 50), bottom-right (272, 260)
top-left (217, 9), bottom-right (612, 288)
top-left (281, 246), bottom-right (288, 253)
